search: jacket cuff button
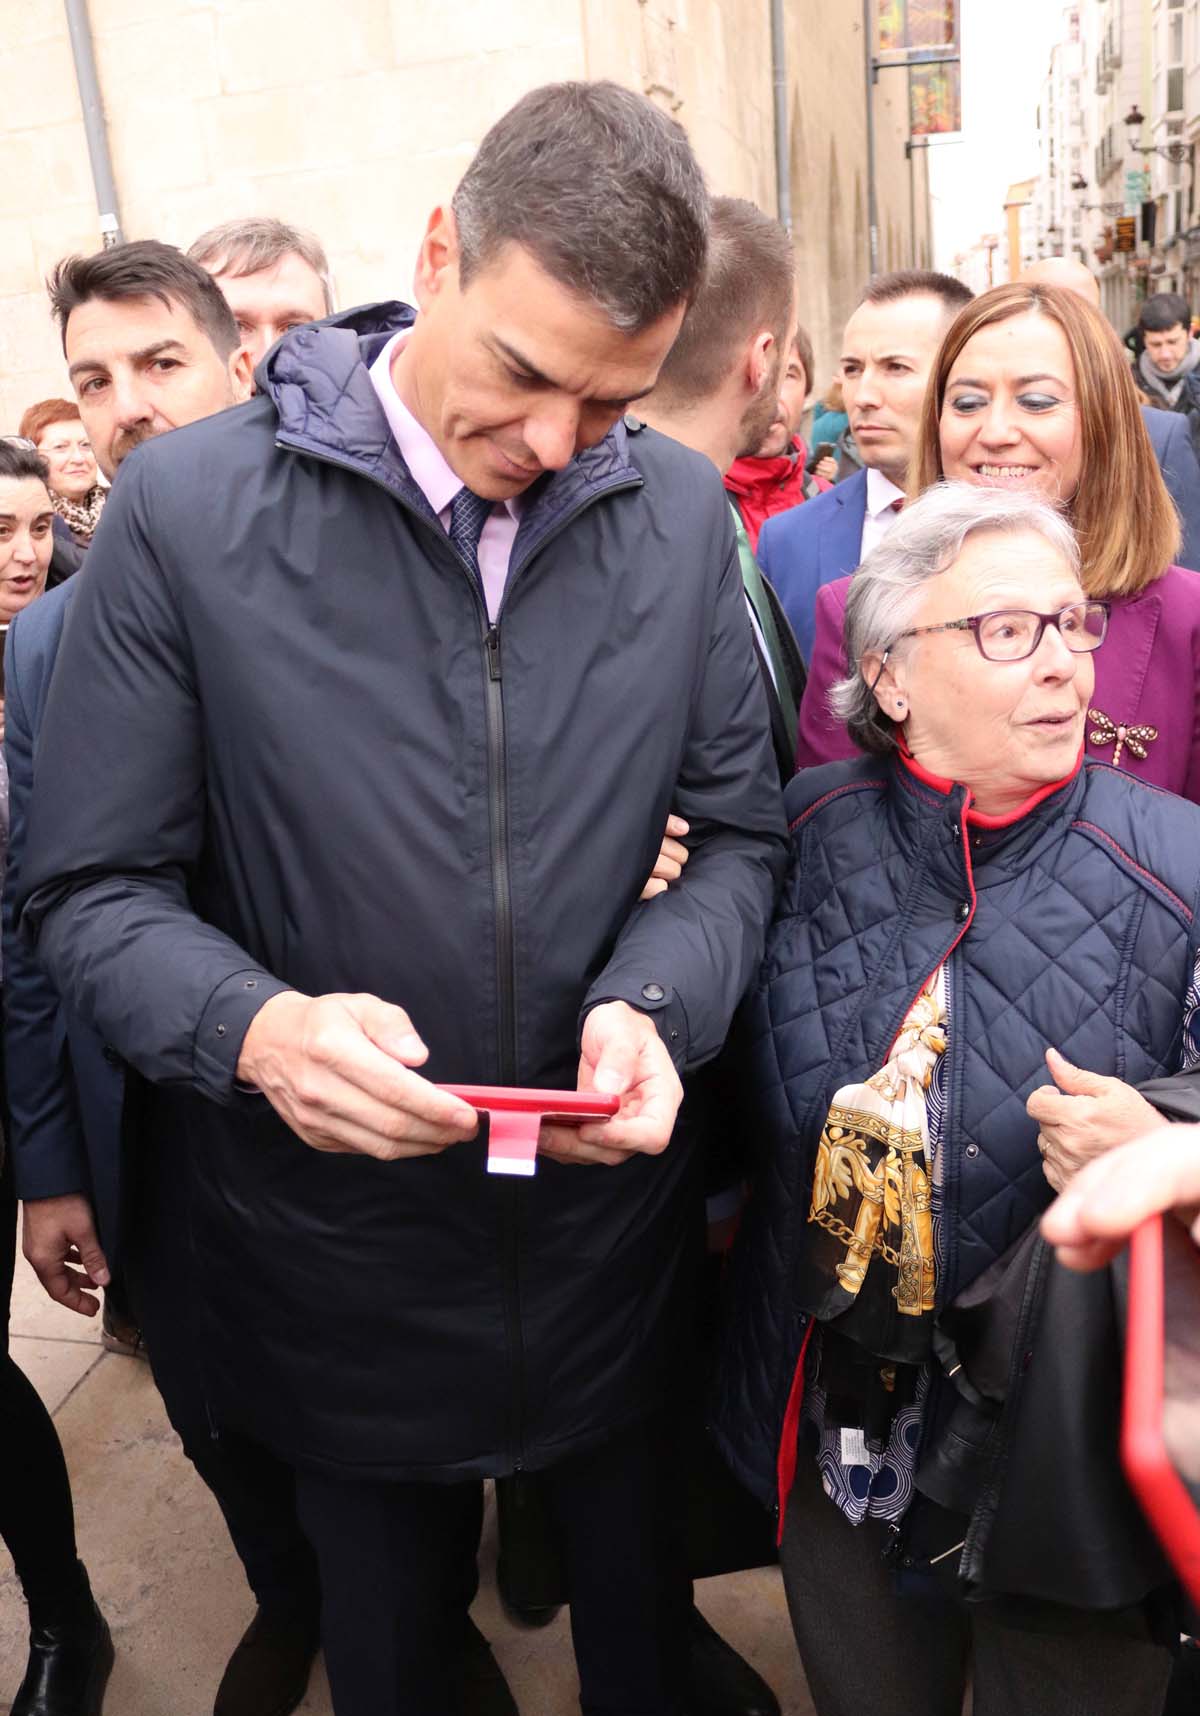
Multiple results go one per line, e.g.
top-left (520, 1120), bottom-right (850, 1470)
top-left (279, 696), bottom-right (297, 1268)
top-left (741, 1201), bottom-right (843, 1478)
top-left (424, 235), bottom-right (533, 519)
top-left (641, 982), bottom-right (666, 1003)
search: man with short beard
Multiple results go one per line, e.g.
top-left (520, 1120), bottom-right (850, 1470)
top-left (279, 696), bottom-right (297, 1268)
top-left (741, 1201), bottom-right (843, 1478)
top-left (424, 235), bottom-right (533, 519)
top-left (637, 196), bottom-right (806, 784)
top-left (723, 325), bottom-right (832, 555)
top-left (3, 242), bottom-right (331, 1716)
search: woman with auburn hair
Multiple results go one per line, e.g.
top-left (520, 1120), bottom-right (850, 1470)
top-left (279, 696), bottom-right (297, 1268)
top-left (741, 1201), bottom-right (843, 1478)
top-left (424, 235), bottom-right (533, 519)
top-left (16, 399), bottom-right (104, 550)
top-left (795, 282), bottom-right (1200, 801)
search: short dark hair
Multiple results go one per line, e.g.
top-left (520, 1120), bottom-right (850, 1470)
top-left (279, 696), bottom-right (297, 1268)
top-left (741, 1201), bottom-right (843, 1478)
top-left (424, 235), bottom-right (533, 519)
top-left (650, 197), bottom-right (794, 410)
top-left (0, 439), bottom-right (51, 486)
top-left (860, 268), bottom-right (973, 319)
top-left (1139, 292), bottom-right (1191, 334)
top-left (792, 323), bottom-right (816, 394)
top-left (452, 80), bottom-right (709, 332)
top-left (187, 217), bottom-right (335, 315)
top-left (47, 240), bottom-right (240, 358)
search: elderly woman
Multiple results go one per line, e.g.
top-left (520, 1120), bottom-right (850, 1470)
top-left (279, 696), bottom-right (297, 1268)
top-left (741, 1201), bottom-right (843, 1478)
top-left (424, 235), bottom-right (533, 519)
top-left (796, 282), bottom-right (1200, 800)
top-left (713, 482), bottom-right (1200, 1716)
top-left (16, 400), bottom-right (104, 551)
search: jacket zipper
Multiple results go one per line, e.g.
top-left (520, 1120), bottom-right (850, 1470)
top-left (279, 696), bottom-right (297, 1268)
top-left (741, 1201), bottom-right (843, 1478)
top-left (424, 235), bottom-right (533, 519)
top-left (483, 621), bottom-right (527, 1469)
top-left (275, 433), bottom-right (642, 1471)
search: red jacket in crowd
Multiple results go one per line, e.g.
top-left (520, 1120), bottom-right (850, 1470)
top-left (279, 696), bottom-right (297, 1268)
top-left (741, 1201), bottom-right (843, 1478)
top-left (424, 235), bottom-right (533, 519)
top-left (723, 436), bottom-right (832, 553)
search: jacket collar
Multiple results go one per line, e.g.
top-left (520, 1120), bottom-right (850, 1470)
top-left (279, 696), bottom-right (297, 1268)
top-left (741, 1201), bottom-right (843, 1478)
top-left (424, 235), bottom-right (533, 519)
top-left (888, 742), bottom-right (1087, 887)
top-left (724, 441), bottom-right (803, 501)
top-left (260, 302), bottom-right (641, 565)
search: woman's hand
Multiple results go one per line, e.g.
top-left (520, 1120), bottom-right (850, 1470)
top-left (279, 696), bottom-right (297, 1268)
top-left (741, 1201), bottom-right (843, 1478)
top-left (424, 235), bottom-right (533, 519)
top-left (1041, 1123), bottom-right (1200, 1270)
top-left (639, 815), bottom-right (690, 901)
top-left (1026, 1047), bottom-right (1163, 1193)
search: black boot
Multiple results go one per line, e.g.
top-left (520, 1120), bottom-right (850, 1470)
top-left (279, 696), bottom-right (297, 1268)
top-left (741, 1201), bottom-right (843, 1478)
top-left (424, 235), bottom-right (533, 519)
top-left (213, 1606), bottom-right (320, 1716)
top-left (11, 1571), bottom-right (114, 1716)
top-left (685, 1606), bottom-right (780, 1716)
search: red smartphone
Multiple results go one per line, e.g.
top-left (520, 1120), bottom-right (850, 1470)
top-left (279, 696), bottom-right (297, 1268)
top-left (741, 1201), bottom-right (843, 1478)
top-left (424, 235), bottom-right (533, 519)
top-left (437, 1085), bottom-right (619, 1178)
top-left (1122, 1215), bottom-right (1200, 1606)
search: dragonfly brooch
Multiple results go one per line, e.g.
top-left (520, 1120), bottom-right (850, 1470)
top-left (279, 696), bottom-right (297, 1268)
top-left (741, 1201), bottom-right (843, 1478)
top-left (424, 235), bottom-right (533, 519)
top-left (1087, 708), bottom-right (1158, 768)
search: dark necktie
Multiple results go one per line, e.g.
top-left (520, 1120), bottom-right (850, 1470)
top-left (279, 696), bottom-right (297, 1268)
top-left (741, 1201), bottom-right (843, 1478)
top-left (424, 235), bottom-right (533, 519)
top-left (448, 486), bottom-right (494, 589)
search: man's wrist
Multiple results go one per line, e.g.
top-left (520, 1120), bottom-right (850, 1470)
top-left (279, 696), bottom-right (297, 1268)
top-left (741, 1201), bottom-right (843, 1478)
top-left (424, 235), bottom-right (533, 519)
top-left (235, 988), bottom-right (307, 1086)
top-left (582, 984), bottom-right (689, 1068)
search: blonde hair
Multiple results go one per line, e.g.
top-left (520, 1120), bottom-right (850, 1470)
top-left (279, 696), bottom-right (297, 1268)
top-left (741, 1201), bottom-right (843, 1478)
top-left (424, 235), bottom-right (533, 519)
top-left (911, 283), bottom-right (1178, 598)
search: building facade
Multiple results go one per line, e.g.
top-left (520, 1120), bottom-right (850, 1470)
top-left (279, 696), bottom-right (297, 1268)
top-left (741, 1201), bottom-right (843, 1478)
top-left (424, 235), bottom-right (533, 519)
top-left (1021, 0), bottom-right (1200, 330)
top-left (1004, 177), bottom-right (1038, 278)
top-left (1, 0), bottom-right (931, 431)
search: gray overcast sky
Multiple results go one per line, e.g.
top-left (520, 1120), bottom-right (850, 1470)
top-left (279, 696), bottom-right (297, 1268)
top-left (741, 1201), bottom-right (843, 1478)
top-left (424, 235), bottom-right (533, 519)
top-left (926, 0), bottom-right (1064, 268)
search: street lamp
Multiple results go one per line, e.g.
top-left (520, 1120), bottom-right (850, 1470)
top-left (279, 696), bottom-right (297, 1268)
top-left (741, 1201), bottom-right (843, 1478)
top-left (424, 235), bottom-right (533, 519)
top-left (1071, 172), bottom-right (1088, 191)
top-left (1124, 105), bottom-right (1194, 166)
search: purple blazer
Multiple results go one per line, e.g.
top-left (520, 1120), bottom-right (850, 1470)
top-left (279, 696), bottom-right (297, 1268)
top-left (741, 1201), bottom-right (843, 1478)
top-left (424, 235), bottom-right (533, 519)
top-left (796, 563), bottom-right (1200, 803)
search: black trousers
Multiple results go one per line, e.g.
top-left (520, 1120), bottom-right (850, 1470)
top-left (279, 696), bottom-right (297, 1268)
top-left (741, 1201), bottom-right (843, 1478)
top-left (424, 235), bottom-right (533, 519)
top-left (780, 1451), bottom-right (1174, 1716)
top-left (125, 1120), bottom-right (320, 1622)
top-left (296, 1413), bottom-right (691, 1716)
top-left (0, 1140), bottom-right (87, 1623)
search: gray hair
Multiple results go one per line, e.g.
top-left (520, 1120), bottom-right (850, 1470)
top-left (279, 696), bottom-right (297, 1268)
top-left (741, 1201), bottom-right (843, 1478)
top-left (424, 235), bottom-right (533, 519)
top-left (831, 481), bottom-right (1082, 755)
top-left (187, 218), bottom-right (335, 316)
top-left (452, 81), bottom-right (709, 333)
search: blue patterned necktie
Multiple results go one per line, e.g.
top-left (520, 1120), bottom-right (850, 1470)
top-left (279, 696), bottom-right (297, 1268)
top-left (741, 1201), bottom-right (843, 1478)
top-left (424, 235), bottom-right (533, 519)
top-left (448, 485), bottom-right (494, 588)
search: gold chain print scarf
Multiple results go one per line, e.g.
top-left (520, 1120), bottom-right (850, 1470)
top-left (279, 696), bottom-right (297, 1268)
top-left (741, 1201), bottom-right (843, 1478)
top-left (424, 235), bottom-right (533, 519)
top-left (801, 971), bottom-right (947, 1359)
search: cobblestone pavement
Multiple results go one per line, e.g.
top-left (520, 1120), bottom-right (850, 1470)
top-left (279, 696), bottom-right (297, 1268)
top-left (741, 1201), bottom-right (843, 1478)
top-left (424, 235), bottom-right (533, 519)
top-left (0, 1252), bottom-right (816, 1714)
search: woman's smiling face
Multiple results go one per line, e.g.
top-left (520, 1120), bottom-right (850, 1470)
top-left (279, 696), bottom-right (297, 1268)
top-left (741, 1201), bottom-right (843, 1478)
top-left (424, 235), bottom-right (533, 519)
top-left (938, 310), bottom-right (1083, 505)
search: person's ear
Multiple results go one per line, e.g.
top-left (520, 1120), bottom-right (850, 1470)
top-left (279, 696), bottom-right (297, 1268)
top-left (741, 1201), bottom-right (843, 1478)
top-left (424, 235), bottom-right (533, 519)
top-left (230, 344), bottom-right (254, 403)
top-left (747, 329), bottom-right (775, 397)
top-left (860, 648), bottom-right (911, 725)
top-left (413, 206), bottom-right (460, 312)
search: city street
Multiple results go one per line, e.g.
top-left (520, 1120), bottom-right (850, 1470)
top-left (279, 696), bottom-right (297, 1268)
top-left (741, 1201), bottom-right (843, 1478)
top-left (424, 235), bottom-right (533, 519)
top-left (0, 1253), bottom-right (815, 1716)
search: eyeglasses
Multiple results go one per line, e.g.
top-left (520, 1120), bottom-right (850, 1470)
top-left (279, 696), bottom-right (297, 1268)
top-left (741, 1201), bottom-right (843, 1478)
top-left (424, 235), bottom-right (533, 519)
top-left (894, 601), bottom-right (1110, 663)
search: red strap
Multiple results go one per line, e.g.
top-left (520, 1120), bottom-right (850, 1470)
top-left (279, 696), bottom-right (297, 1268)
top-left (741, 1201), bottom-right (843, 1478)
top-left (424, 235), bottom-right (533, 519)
top-left (776, 1321), bottom-right (816, 1543)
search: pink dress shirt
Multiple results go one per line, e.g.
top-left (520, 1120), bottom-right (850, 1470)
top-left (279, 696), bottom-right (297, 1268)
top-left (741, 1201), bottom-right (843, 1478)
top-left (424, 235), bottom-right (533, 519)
top-left (369, 330), bottom-right (520, 621)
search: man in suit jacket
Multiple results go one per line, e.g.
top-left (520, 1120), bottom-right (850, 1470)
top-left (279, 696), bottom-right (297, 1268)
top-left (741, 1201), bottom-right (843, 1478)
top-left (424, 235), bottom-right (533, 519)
top-left (757, 269), bottom-right (972, 663)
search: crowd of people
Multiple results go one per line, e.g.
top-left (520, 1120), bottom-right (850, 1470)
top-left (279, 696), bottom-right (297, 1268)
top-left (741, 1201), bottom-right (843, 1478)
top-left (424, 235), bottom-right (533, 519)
top-left (1, 75), bottom-right (1199, 1716)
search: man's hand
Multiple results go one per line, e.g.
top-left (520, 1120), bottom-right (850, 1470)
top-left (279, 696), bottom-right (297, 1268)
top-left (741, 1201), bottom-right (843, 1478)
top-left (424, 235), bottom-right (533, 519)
top-left (237, 990), bottom-right (479, 1161)
top-left (1026, 1047), bottom-right (1162, 1193)
top-left (540, 1000), bottom-right (683, 1166)
top-left (1042, 1123), bottom-right (1200, 1270)
top-left (23, 1194), bottom-right (110, 1317)
top-left (814, 455), bottom-right (839, 484)
top-left (640, 815), bottom-right (691, 901)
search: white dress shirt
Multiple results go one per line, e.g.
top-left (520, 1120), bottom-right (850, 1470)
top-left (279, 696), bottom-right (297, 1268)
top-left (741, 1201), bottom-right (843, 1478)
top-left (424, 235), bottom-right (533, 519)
top-left (858, 466), bottom-right (907, 561)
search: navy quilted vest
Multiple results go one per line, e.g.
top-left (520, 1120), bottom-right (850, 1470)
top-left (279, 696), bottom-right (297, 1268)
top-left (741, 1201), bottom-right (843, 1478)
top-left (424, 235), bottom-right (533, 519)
top-left (713, 755), bottom-right (1200, 1510)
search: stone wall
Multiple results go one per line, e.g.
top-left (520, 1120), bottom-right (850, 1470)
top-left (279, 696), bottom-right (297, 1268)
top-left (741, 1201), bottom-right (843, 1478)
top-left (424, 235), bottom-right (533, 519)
top-left (1, 0), bottom-right (929, 430)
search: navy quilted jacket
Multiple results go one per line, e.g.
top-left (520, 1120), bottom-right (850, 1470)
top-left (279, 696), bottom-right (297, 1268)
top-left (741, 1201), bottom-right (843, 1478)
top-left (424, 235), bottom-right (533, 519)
top-left (713, 753), bottom-right (1200, 1511)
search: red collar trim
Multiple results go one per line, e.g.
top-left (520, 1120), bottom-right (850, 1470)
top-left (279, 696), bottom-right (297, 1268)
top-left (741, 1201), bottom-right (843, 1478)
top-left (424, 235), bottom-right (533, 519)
top-left (897, 736), bottom-right (1083, 828)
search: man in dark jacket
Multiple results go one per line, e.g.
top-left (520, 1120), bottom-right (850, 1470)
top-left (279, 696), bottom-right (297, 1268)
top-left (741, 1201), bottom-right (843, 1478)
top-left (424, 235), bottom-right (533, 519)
top-left (1138, 292), bottom-right (1200, 440)
top-left (17, 81), bottom-right (786, 1716)
top-left (4, 242), bottom-right (336, 1716)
